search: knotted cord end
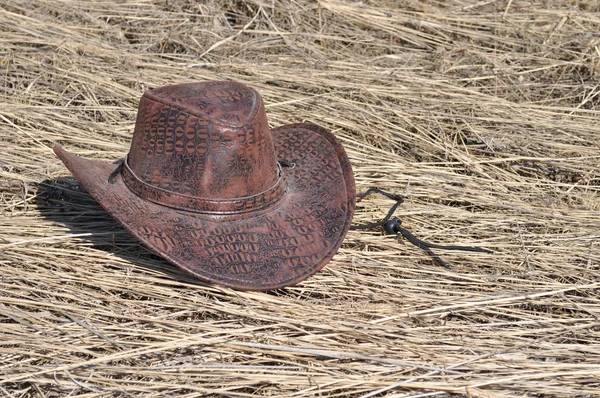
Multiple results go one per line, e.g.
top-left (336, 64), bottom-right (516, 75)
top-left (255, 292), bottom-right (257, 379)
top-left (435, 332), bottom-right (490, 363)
top-left (108, 158), bottom-right (125, 184)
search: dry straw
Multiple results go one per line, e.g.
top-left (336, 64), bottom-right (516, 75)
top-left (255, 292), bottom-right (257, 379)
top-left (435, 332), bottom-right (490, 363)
top-left (1, 0), bottom-right (600, 396)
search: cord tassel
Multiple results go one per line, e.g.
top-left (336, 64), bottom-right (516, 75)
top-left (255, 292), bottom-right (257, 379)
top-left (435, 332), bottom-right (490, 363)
top-left (351, 188), bottom-right (492, 269)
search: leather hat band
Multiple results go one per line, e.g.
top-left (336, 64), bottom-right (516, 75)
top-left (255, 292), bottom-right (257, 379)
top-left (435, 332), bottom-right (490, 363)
top-left (121, 156), bottom-right (286, 215)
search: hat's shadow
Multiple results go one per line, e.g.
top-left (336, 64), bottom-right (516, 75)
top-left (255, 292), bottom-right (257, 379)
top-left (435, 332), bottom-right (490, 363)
top-left (35, 177), bottom-right (220, 289)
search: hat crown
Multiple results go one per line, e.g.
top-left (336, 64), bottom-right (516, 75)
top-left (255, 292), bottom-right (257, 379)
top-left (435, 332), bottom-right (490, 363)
top-left (127, 82), bottom-right (279, 202)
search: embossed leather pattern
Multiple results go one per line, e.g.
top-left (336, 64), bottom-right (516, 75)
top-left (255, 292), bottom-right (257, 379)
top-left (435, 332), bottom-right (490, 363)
top-left (54, 81), bottom-right (356, 291)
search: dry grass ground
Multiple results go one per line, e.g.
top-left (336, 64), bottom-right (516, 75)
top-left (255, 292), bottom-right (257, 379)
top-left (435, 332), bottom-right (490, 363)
top-left (1, 0), bottom-right (600, 396)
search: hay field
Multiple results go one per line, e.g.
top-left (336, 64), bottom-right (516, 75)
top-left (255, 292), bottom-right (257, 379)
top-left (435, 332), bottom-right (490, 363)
top-left (1, 0), bottom-right (600, 396)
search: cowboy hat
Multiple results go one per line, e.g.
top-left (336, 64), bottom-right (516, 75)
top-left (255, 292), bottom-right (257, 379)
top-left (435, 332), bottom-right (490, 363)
top-left (54, 81), bottom-right (355, 291)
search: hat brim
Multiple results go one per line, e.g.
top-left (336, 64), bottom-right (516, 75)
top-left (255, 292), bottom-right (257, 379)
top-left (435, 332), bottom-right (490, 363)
top-left (54, 123), bottom-right (355, 291)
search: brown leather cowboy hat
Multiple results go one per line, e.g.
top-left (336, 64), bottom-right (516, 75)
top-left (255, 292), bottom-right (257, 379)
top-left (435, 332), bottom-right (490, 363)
top-left (54, 81), bottom-right (355, 291)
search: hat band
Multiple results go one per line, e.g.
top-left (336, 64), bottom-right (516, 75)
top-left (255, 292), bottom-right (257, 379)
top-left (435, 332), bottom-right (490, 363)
top-left (121, 156), bottom-right (286, 215)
